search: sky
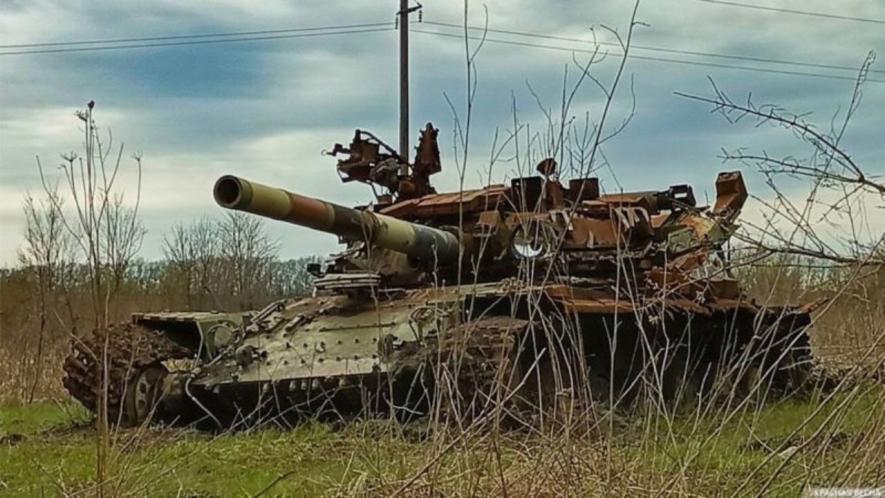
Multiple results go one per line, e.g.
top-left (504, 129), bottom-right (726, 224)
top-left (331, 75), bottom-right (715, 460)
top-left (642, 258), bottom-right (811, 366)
top-left (1, 0), bottom-right (883, 266)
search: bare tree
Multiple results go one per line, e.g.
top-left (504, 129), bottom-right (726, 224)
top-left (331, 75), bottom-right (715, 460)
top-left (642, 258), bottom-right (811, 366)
top-left (163, 216), bottom-right (219, 309)
top-left (37, 102), bottom-right (146, 328)
top-left (17, 186), bottom-right (72, 403)
top-left (677, 52), bottom-right (884, 267)
top-left (163, 215), bottom-right (318, 311)
top-left (104, 186), bottom-right (146, 303)
top-left (36, 102), bottom-right (145, 497)
top-left (162, 222), bottom-right (196, 307)
top-left (216, 212), bottom-right (279, 310)
top-left (268, 256), bottom-right (320, 298)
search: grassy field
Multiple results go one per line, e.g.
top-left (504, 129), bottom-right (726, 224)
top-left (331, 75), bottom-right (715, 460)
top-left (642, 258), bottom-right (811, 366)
top-left (2, 384), bottom-right (883, 497)
top-left (2, 261), bottom-right (882, 496)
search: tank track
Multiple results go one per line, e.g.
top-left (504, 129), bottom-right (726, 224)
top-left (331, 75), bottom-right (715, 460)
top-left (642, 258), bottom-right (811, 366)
top-left (434, 316), bottom-right (529, 419)
top-left (62, 323), bottom-right (191, 425)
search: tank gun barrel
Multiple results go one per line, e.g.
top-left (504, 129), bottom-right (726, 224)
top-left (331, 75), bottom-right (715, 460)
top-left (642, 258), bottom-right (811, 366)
top-left (213, 175), bottom-right (461, 264)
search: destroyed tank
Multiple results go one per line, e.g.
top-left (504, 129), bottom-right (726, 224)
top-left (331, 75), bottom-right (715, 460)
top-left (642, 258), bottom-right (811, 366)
top-left (63, 123), bottom-right (815, 427)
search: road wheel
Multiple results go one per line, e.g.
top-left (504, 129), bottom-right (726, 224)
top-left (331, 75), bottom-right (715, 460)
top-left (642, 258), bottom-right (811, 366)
top-left (123, 364), bottom-right (168, 426)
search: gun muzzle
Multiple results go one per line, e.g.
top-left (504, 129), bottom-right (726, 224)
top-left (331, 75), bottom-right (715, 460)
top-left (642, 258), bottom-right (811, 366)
top-left (213, 175), bottom-right (461, 264)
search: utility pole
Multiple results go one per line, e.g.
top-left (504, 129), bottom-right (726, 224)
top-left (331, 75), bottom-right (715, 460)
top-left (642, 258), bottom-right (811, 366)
top-left (398, 0), bottom-right (421, 171)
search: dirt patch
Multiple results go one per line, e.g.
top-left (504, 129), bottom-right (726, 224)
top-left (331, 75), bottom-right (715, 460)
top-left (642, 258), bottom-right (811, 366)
top-left (0, 434), bottom-right (24, 446)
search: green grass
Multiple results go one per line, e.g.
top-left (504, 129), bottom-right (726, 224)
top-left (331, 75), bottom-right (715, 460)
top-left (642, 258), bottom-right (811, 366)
top-left (1, 388), bottom-right (883, 497)
top-left (0, 403), bottom-right (421, 496)
top-left (0, 401), bottom-right (90, 435)
top-left (609, 386), bottom-right (885, 495)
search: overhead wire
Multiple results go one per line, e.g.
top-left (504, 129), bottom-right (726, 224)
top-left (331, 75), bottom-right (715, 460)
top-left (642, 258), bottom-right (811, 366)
top-left (0, 21), bottom-right (395, 49)
top-left (423, 20), bottom-right (885, 75)
top-left (0, 27), bottom-right (395, 56)
top-left (695, 0), bottom-right (885, 25)
top-left (412, 29), bottom-right (885, 84)
top-left (2, 16), bottom-right (880, 84)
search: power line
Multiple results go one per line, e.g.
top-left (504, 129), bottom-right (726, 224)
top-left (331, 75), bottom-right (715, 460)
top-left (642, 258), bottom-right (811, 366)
top-left (424, 20), bottom-right (885, 75)
top-left (412, 29), bottom-right (885, 84)
top-left (0, 22), bottom-right (394, 49)
top-left (0, 28), bottom-right (394, 56)
top-left (696, 0), bottom-right (885, 25)
top-left (3, 16), bottom-right (879, 85)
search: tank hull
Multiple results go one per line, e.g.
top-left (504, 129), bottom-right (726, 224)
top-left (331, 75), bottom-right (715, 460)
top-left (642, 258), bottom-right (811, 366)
top-left (63, 281), bottom-right (814, 427)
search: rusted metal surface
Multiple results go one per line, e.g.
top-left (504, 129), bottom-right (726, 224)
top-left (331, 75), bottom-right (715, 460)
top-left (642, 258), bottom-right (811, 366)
top-left (380, 185), bottom-right (509, 218)
top-left (329, 125), bottom-right (441, 201)
top-left (712, 170), bottom-right (748, 219)
top-left (329, 129), bottom-right (404, 195)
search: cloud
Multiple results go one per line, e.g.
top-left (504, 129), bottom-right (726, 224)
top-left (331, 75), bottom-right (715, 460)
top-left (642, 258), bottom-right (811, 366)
top-left (1, 0), bottom-right (883, 265)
